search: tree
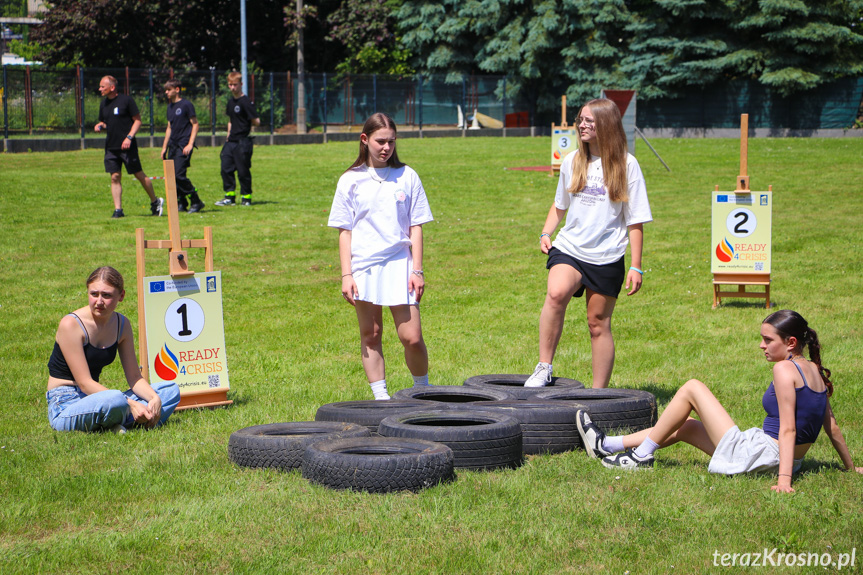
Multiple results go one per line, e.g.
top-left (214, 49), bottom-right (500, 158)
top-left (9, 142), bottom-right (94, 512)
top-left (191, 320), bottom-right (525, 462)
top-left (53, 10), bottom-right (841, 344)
top-left (397, 0), bottom-right (636, 121)
top-left (622, 0), bottom-right (863, 97)
top-left (30, 0), bottom-right (292, 70)
top-left (325, 0), bottom-right (413, 75)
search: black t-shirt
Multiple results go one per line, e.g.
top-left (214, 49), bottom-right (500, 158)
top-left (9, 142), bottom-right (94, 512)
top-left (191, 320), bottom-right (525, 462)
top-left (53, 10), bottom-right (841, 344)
top-left (226, 95), bottom-right (258, 142)
top-left (99, 94), bottom-right (140, 150)
top-left (167, 99), bottom-right (197, 147)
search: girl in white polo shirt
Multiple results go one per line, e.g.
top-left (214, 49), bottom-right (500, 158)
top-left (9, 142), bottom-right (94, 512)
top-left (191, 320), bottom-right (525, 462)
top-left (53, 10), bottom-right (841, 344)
top-left (525, 98), bottom-right (652, 389)
top-left (328, 113), bottom-right (434, 400)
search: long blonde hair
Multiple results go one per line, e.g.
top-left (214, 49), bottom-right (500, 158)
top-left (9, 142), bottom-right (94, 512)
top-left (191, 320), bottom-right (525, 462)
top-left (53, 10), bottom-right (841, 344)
top-left (567, 98), bottom-right (629, 203)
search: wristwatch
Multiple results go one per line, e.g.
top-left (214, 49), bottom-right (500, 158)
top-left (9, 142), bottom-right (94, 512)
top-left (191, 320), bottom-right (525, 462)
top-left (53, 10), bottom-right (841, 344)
top-left (126, 135), bottom-right (133, 140)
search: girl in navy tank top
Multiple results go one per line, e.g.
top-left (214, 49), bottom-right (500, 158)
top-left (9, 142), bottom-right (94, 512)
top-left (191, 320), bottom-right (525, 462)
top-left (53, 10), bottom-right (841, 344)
top-left (575, 310), bottom-right (862, 492)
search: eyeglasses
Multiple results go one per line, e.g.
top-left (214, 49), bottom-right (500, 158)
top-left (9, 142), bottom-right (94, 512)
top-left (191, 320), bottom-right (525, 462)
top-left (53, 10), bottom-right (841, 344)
top-left (576, 116), bottom-right (595, 127)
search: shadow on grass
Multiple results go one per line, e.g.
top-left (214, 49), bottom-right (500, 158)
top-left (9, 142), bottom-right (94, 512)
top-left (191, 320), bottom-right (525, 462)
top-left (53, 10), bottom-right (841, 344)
top-left (713, 300), bottom-right (774, 311)
top-left (638, 382), bottom-right (676, 405)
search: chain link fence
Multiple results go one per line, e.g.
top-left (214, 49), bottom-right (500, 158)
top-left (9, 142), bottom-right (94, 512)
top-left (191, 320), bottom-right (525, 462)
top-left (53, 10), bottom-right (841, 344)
top-left (2, 65), bottom-right (861, 140)
top-left (1, 66), bottom-right (524, 137)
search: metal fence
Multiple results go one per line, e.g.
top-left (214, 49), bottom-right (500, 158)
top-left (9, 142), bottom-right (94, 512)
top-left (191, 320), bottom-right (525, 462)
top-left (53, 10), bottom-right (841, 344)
top-left (1, 66), bottom-right (523, 137)
top-left (2, 65), bottom-right (861, 138)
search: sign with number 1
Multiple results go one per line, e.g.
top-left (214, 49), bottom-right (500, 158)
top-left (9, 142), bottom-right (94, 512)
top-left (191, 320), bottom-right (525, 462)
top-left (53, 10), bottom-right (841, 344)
top-left (711, 192), bottom-right (772, 273)
top-left (143, 271), bottom-right (230, 393)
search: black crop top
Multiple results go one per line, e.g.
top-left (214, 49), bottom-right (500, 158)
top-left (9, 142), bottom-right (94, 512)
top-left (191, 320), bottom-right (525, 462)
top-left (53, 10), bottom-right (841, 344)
top-left (47, 313), bottom-right (124, 382)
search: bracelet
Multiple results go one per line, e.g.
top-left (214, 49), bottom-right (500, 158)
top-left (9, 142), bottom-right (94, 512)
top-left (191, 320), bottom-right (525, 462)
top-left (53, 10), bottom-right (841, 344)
top-left (126, 135), bottom-right (133, 140)
top-left (341, 273), bottom-right (352, 278)
top-left (540, 233), bottom-right (550, 240)
top-left (411, 270), bottom-right (424, 277)
top-left (629, 266), bottom-right (644, 275)
top-left (778, 473), bottom-right (792, 477)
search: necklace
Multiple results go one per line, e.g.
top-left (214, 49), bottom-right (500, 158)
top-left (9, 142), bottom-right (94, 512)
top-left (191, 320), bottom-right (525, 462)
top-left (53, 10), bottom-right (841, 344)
top-left (368, 165), bottom-right (390, 184)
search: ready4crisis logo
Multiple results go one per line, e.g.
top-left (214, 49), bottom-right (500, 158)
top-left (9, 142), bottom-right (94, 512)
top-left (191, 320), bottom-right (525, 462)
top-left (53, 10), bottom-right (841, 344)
top-left (716, 238), bottom-right (768, 263)
top-left (153, 343), bottom-right (223, 380)
top-left (715, 237), bottom-right (735, 262)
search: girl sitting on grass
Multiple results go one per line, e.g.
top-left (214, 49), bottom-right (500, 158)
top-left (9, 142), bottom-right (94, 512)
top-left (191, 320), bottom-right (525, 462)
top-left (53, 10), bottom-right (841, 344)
top-left (328, 113), bottom-right (434, 400)
top-left (576, 310), bottom-right (862, 492)
top-left (46, 266), bottom-right (180, 432)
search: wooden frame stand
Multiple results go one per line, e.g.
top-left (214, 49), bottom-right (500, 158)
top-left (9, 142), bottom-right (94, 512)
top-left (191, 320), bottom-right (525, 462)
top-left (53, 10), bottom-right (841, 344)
top-left (135, 160), bottom-right (233, 411)
top-left (712, 114), bottom-right (771, 309)
top-left (550, 95), bottom-right (569, 175)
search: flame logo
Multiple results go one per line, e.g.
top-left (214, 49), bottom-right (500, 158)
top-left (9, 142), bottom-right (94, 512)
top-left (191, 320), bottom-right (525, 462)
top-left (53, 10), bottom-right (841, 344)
top-left (553, 150), bottom-right (561, 160)
top-left (154, 344), bottom-right (179, 380)
top-left (715, 238), bottom-right (734, 262)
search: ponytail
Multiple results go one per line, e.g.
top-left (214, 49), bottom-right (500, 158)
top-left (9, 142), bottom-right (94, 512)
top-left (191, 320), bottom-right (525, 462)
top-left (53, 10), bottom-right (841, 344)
top-left (763, 309), bottom-right (833, 396)
top-left (803, 326), bottom-right (833, 397)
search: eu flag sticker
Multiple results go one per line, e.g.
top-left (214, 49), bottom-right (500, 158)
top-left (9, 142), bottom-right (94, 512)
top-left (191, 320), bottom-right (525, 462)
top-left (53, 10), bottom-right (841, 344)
top-left (150, 281), bottom-right (166, 293)
top-left (717, 195), bottom-right (728, 203)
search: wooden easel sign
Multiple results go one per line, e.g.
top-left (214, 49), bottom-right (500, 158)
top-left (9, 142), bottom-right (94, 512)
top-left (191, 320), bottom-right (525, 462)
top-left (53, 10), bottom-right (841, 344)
top-left (710, 113), bottom-right (773, 308)
top-left (143, 271), bottom-right (230, 396)
top-left (135, 159), bottom-right (232, 409)
top-left (711, 191), bottom-right (772, 274)
top-left (551, 95), bottom-right (577, 174)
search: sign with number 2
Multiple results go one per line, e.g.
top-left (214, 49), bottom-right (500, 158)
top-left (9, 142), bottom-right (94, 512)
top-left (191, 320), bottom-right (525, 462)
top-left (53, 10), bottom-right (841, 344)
top-left (711, 192), bottom-right (772, 273)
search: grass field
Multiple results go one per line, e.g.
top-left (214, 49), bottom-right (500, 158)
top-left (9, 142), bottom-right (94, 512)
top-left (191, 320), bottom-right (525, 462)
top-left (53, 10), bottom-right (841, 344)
top-left (1, 136), bottom-right (862, 574)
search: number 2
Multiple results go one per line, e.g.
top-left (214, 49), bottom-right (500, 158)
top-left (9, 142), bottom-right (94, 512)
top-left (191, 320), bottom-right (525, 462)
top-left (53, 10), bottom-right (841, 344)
top-left (733, 211), bottom-right (749, 234)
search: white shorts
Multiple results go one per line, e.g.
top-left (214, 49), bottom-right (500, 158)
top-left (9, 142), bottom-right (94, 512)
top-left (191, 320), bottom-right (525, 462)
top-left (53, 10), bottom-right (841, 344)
top-left (353, 248), bottom-right (417, 307)
top-left (708, 426), bottom-right (803, 476)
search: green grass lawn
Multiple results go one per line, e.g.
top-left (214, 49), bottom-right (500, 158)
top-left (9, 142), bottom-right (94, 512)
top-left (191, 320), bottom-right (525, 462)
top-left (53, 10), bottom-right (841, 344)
top-left (1, 136), bottom-right (862, 574)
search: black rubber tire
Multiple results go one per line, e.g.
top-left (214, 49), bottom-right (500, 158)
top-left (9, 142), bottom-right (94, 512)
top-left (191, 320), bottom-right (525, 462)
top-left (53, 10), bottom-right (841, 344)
top-left (228, 421), bottom-right (370, 470)
top-left (392, 385), bottom-right (515, 404)
top-left (446, 400), bottom-right (587, 455)
top-left (301, 436), bottom-right (455, 493)
top-left (314, 400), bottom-right (433, 435)
top-left (535, 388), bottom-right (657, 433)
top-left (378, 409), bottom-right (523, 470)
top-left (463, 374), bottom-right (585, 400)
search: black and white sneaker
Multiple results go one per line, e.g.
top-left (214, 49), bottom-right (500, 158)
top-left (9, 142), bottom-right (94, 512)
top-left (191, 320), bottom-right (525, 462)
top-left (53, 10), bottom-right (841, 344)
top-left (240, 196), bottom-right (252, 206)
top-left (601, 449), bottom-right (654, 470)
top-left (576, 410), bottom-right (612, 458)
top-left (111, 209), bottom-right (125, 219)
top-left (215, 196), bottom-right (235, 206)
top-left (151, 197), bottom-right (164, 216)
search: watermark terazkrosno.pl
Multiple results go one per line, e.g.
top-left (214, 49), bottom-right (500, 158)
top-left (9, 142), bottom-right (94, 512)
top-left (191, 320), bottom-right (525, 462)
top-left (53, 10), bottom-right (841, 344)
top-left (713, 548), bottom-right (856, 569)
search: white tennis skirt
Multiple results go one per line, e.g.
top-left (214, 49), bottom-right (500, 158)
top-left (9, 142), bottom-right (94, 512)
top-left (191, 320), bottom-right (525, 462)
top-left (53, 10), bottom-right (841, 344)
top-left (708, 426), bottom-right (803, 476)
top-left (353, 249), bottom-right (417, 307)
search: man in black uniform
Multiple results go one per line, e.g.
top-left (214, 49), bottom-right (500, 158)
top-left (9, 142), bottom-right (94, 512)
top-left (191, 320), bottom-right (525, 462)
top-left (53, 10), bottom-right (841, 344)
top-left (95, 76), bottom-right (162, 218)
top-left (216, 72), bottom-right (261, 207)
top-left (160, 79), bottom-right (204, 213)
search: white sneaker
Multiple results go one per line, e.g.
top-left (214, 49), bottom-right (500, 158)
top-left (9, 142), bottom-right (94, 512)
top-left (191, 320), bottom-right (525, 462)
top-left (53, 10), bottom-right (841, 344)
top-left (524, 362), bottom-right (552, 387)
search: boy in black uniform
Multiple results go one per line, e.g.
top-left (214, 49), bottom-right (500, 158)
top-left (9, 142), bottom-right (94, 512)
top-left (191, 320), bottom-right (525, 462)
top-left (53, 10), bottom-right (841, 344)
top-left (95, 75), bottom-right (163, 218)
top-left (160, 79), bottom-right (204, 213)
top-left (216, 72), bottom-right (261, 206)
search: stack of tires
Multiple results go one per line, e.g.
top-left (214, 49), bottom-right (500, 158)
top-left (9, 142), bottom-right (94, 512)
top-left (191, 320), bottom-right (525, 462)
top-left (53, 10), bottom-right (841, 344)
top-left (228, 374), bottom-right (657, 493)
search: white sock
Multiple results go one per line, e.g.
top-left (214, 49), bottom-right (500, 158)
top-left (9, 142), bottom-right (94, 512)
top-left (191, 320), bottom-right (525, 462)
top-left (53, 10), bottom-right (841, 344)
top-left (412, 374), bottom-right (429, 387)
top-left (603, 436), bottom-right (625, 454)
top-left (369, 379), bottom-right (390, 400)
top-left (633, 436), bottom-right (660, 459)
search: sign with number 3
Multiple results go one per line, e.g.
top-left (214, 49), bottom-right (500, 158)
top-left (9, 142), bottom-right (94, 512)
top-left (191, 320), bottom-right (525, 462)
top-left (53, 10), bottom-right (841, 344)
top-left (143, 271), bottom-right (230, 393)
top-left (711, 192), bottom-right (772, 273)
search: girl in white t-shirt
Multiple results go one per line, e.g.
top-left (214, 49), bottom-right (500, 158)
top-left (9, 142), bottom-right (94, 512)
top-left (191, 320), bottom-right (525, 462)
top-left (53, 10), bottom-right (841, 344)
top-left (525, 99), bottom-right (652, 389)
top-left (328, 113), bottom-right (434, 400)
